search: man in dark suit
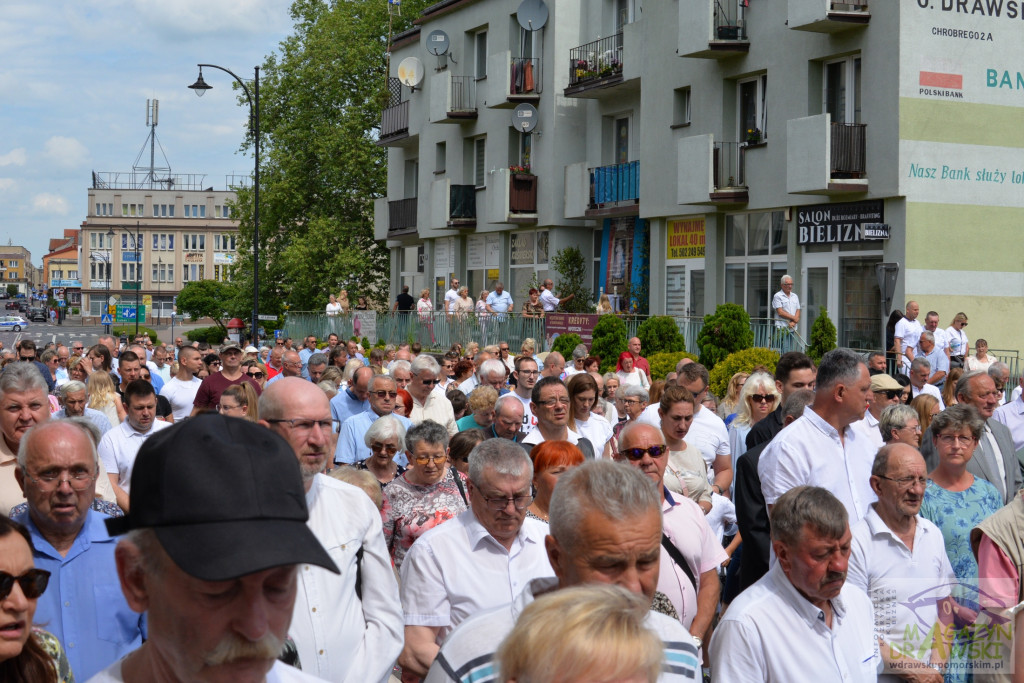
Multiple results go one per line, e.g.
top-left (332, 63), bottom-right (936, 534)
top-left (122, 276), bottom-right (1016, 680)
top-left (745, 352), bottom-right (817, 450)
top-left (921, 370), bottom-right (1021, 504)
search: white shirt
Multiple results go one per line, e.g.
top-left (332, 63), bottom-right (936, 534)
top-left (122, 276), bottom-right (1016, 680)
top-left (539, 288), bottom-right (560, 311)
top-left (575, 415), bottom-right (613, 456)
top-left (98, 419), bottom-right (172, 492)
top-left (444, 288), bottom-right (459, 313)
top-left (772, 289), bottom-right (800, 328)
top-left (87, 658), bottom-right (323, 683)
top-left (399, 509), bottom-right (554, 642)
top-left (409, 387), bottom-right (458, 436)
top-left (910, 382), bottom-right (944, 410)
top-left (160, 376), bottom-right (202, 422)
top-left (290, 474), bottom-right (403, 683)
top-left (640, 405), bottom-right (729, 473)
top-left (945, 326), bottom-right (968, 357)
top-left (457, 375), bottom-right (478, 395)
top-left (511, 392), bottom-right (537, 435)
top-left (894, 318), bottom-right (923, 362)
top-left (848, 506), bottom-right (954, 681)
top-left (855, 411), bottom-right (885, 452)
top-left (521, 423), bottom-right (583, 450)
top-left (993, 395), bottom-right (1024, 452)
top-left (711, 561), bottom-right (880, 682)
top-left (325, 301), bottom-right (342, 317)
top-left (758, 406), bottom-right (877, 524)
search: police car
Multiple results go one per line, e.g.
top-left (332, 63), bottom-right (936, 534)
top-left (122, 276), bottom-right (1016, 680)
top-left (0, 316), bottom-right (28, 332)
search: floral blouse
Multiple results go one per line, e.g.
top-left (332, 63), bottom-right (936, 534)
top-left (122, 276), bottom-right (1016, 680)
top-left (522, 300), bottom-right (544, 317)
top-left (381, 468), bottom-right (469, 571)
top-left (35, 628), bottom-right (75, 683)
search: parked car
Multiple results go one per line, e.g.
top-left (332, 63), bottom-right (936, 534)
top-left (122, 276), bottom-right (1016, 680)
top-left (4, 302), bottom-right (17, 310)
top-left (17, 302), bottom-right (28, 313)
top-left (0, 316), bottom-right (27, 331)
top-left (27, 308), bottom-right (47, 322)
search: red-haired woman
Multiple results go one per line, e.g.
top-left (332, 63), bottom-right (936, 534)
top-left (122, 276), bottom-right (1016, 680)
top-left (526, 441), bottom-right (585, 523)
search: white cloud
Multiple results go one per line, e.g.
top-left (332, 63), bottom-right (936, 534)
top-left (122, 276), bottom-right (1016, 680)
top-left (0, 179), bottom-right (14, 191)
top-left (43, 136), bottom-right (90, 168)
top-left (0, 148), bottom-right (26, 166)
top-left (31, 193), bottom-right (70, 215)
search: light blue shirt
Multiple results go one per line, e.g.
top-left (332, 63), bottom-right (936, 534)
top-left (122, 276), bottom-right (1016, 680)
top-left (14, 509), bottom-right (146, 681)
top-left (485, 290), bottom-right (513, 313)
top-left (331, 389), bottom-right (369, 461)
top-left (52, 407), bottom-right (114, 435)
top-left (299, 347), bottom-right (316, 379)
top-left (336, 408), bottom-right (412, 465)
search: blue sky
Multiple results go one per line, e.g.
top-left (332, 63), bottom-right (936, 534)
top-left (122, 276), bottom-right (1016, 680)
top-left (0, 1), bottom-right (295, 265)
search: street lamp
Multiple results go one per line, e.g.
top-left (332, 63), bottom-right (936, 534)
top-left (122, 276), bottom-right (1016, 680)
top-left (189, 63), bottom-right (260, 345)
top-left (157, 256), bottom-right (163, 326)
top-left (91, 227), bottom-right (116, 334)
top-left (133, 222), bottom-right (141, 337)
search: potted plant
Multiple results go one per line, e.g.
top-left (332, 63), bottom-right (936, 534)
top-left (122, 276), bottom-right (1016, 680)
top-left (745, 128), bottom-right (763, 145)
top-left (509, 164), bottom-right (533, 176)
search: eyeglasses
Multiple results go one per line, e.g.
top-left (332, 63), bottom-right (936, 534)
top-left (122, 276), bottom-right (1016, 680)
top-left (875, 389), bottom-right (903, 400)
top-left (537, 397), bottom-right (570, 407)
top-left (0, 569), bottom-right (51, 601)
top-left (937, 434), bottom-right (976, 446)
top-left (373, 390), bottom-right (398, 398)
top-left (749, 394), bottom-right (776, 404)
top-left (619, 445), bottom-right (668, 461)
top-left (479, 493), bottom-right (533, 511)
top-left (266, 418), bottom-right (333, 435)
top-left (209, 361), bottom-right (222, 367)
top-left (217, 402), bottom-right (242, 413)
top-left (620, 398), bottom-right (643, 406)
top-left (19, 355), bottom-right (34, 361)
top-left (370, 442), bottom-right (399, 454)
top-left (23, 467), bottom-right (96, 491)
top-left (518, 369), bottom-right (539, 377)
top-left (876, 474), bottom-right (928, 489)
top-left (247, 372), bottom-right (265, 379)
top-left (72, 346), bottom-right (83, 351)
top-left (412, 453), bottom-right (448, 465)
top-left (420, 378), bottom-right (440, 386)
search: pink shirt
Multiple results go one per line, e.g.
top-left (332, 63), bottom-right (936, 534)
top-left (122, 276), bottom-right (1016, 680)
top-left (658, 490), bottom-right (728, 628)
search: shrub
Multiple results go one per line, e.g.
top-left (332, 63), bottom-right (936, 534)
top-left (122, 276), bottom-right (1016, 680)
top-left (71, 307), bottom-right (79, 315)
top-left (637, 316), bottom-right (686, 356)
top-left (807, 306), bottom-right (838, 364)
top-left (648, 351), bottom-right (699, 382)
top-left (375, 338), bottom-right (387, 348)
top-left (113, 326), bottom-right (160, 345)
top-left (361, 337), bottom-right (371, 349)
top-left (550, 246), bottom-right (593, 314)
top-left (697, 303), bottom-right (754, 370)
top-left (590, 315), bottom-right (629, 374)
top-left (186, 326), bottom-right (229, 345)
top-left (550, 333), bottom-right (584, 361)
top-left (708, 347), bottom-right (781, 399)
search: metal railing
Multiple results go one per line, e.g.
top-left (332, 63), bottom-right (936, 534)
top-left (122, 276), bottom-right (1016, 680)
top-left (831, 122), bottom-right (866, 177)
top-left (448, 77), bottom-right (477, 113)
top-left (510, 57), bottom-right (541, 95)
top-left (380, 100), bottom-right (409, 139)
top-left (568, 34), bottom-right (623, 88)
top-left (713, 1), bottom-right (747, 40)
top-left (509, 174), bottom-right (538, 214)
top-left (713, 142), bottom-right (746, 190)
top-left (589, 161), bottom-right (640, 208)
top-left (387, 198), bottom-right (417, 235)
top-left (449, 185), bottom-right (476, 221)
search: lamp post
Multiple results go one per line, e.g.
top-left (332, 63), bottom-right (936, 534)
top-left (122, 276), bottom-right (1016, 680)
top-left (134, 221), bottom-right (141, 337)
top-left (189, 63), bottom-right (259, 345)
top-left (157, 257), bottom-right (163, 326)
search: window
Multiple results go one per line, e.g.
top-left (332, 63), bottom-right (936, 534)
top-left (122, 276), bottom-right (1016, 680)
top-left (151, 233), bottom-right (174, 251)
top-left (215, 205), bottom-right (233, 218)
top-left (404, 160), bottom-right (419, 198)
top-left (68, 270), bottom-right (78, 280)
top-left (673, 87), bottom-right (691, 127)
top-left (199, 204), bottom-right (206, 218)
top-left (509, 230), bottom-right (549, 302)
top-left (474, 30), bottom-right (488, 79)
top-left (182, 264), bottom-right (206, 282)
top-left (214, 265), bottom-right (231, 282)
top-left (723, 211), bottom-right (788, 319)
top-left (183, 234), bottom-right (206, 251)
top-left (8, 261), bottom-right (16, 268)
top-left (738, 74), bottom-right (768, 142)
top-left (474, 137), bottom-right (486, 188)
top-left (435, 143), bottom-right (446, 174)
top-left (121, 263), bottom-right (140, 282)
top-left (6, 273), bottom-right (13, 280)
top-left (90, 261), bottom-right (110, 281)
top-left (519, 132), bottom-right (532, 168)
top-left (215, 234), bottom-right (237, 251)
top-left (151, 262), bottom-right (170, 283)
top-left (613, 116), bottom-right (630, 164)
top-left (121, 203), bottom-right (144, 217)
top-left (825, 56), bottom-right (862, 124)
top-left (94, 202), bottom-right (113, 216)
top-left (153, 203), bottom-right (174, 217)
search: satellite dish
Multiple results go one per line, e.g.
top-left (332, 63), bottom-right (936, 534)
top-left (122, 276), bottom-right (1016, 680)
top-left (426, 30), bottom-right (450, 56)
top-left (511, 103), bottom-right (538, 133)
top-left (516, 0), bottom-right (549, 30)
top-left (397, 57), bottom-right (425, 88)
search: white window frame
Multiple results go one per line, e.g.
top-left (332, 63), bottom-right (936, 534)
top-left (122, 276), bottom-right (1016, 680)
top-left (474, 29), bottom-right (488, 80)
top-left (737, 74), bottom-right (768, 142)
top-left (824, 55), bottom-right (861, 124)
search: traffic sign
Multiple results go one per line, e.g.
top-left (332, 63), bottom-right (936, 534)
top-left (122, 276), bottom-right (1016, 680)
top-left (257, 314), bottom-right (277, 321)
top-left (108, 305), bottom-right (116, 315)
top-left (101, 313), bottom-right (113, 324)
top-left (59, 300), bottom-right (66, 307)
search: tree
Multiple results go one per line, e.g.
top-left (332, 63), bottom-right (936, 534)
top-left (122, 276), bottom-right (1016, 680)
top-left (696, 303), bottom-right (754, 370)
top-left (637, 316), bottom-right (686, 356)
top-left (590, 315), bottom-right (629, 374)
top-left (550, 333), bottom-right (583, 361)
top-left (228, 0), bottom-right (432, 314)
top-left (176, 281), bottom-right (234, 331)
top-left (807, 306), bottom-right (838, 364)
top-left (6, 285), bottom-right (17, 297)
top-left (550, 247), bottom-right (592, 314)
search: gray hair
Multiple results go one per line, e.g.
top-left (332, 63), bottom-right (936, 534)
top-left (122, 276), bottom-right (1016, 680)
top-left (59, 380), bottom-right (87, 398)
top-left (871, 443), bottom-right (921, 478)
top-left (770, 485), bottom-right (848, 547)
top-left (572, 344), bottom-right (588, 361)
top-left (66, 416), bottom-right (104, 447)
top-left (866, 351), bottom-right (886, 365)
top-left (17, 419), bottom-right (99, 469)
top-left (0, 362), bottom-right (49, 396)
top-left (930, 403), bottom-right (985, 441)
top-left (342, 359), bottom-right (365, 383)
top-left (988, 362), bottom-right (1010, 379)
top-left (780, 273), bottom-right (793, 285)
top-left (956, 370), bottom-right (986, 402)
top-left (368, 374), bottom-right (397, 392)
top-left (549, 460), bottom-right (660, 553)
top-left (389, 359), bottom-right (412, 377)
top-left (910, 356), bottom-right (931, 374)
top-left (363, 415), bottom-right (407, 450)
top-left (919, 331), bottom-right (934, 344)
top-left (879, 404), bottom-right (918, 443)
top-left (468, 438), bottom-right (533, 485)
top-left (479, 358), bottom-right (507, 381)
top-left (814, 348), bottom-right (866, 393)
top-left (307, 352), bottom-right (328, 368)
top-left (622, 383), bottom-right (649, 402)
top-left (405, 419), bottom-right (449, 454)
top-left (783, 389), bottom-right (815, 420)
top-left (410, 354), bottom-right (440, 377)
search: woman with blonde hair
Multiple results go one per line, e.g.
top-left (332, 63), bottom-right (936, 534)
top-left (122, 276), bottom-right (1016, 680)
top-left (727, 371), bottom-right (779, 466)
top-left (337, 289), bottom-right (351, 314)
top-left (496, 584), bottom-right (664, 683)
top-left (456, 385), bottom-right (499, 431)
top-left (942, 367), bottom-right (962, 408)
top-left (452, 286), bottom-right (474, 318)
top-left (218, 382), bottom-right (259, 422)
top-left (596, 292), bottom-right (614, 315)
top-left (910, 393), bottom-right (941, 435)
top-left (87, 369), bottom-right (125, 424)
top-left (717, 372), bottom-right (749, 426)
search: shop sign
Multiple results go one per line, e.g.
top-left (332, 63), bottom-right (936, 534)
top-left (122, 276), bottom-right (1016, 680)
top-left (797, 200), bottom-right (886, 245)
top-left (666, 218), bottom-right (706, 259)
top-left (510, 233), bottom-right (534, 265)
top-left (213, 253), bottom-right (235, 265)
top-left (546, 313), bottom-right (599, 345)
top-left (184, 252), bottom-right (204, 263)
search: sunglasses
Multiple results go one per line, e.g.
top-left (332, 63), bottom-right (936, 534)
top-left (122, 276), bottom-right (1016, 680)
top-left (0, 568), bottom-right (51, 601)
top-left (749, 394), bottom-right (776, 403)
top-left (421, 379), bottom-right (440, 386)
top-left (373, 390), bottom-right (398, 398)
top-left (619, 445), bottom-right (668, 461)
top-left (875, 389), bottom-right (903, 400)
top-left (247, 372), bottom-right (265, 378)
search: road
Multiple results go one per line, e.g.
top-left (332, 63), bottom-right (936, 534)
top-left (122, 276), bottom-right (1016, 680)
top-left (0, 319), bottom-right (205, 351)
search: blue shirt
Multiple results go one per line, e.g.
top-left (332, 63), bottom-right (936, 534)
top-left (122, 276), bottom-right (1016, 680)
top-left (13, 509), bottom-right (146, 681)
top-left (330, 389), bottom-right (369, 461)
top-left (486, 290), bottom-right (514, 313)
top-left (299, 347), bottom-right (316, 379)
top-left (336, 408), bottom-right (412, 465)
top-left (52, 407), bottom-right (114, 435)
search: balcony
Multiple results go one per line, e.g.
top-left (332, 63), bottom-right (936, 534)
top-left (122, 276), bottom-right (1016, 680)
top-left (565, 34), bottom-right (624, 97)
top-left (677, 136), bottom-right (748, 205)
top-left (587, 161), bottom-right (640, 217)
top-left (430, 72), bottom-right (477, 123)
top-left (787, 114), bottom-right (868, 195)
top-left (789, 0), bottom-right (870, 32)
top-left (387, 198), bottom-right (418, 237)
top-left (378, 77), bottom-right (411, 145)
top-left (509, 57), bottom-right (541, 102)
top-left (484, 169), bottom-right (537, 224)
top-left (711, 143), bottom-right (749, 204)
top-left (509, 173), bottom-right (538, 215)
top-left (678, 0), bottom-right (750, 59)
top-left (448, 184), bottom-right (477, 228)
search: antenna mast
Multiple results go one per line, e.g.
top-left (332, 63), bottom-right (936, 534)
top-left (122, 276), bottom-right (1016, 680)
top-left (132, 99), bottom-right (174, 189)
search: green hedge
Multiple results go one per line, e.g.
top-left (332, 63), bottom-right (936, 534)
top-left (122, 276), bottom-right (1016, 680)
top-left (112, 326), bottom-right (161, 345)
top-left (186, 326), bottom-right (229, 345)
top-left (708, 347), bottom-right (780, 399)
top-left (590, 315), bottom-right (629, 374)
top-left (647, 351), bottom-right (700, 382)
top-left (637, 316), bottom-right (686, 356)
top-left (807, 306), bottom-right (838, 364)
top-left (550, 333), bottom-right (584, 361)
top-left (697, 303), bottom-right (754, 370)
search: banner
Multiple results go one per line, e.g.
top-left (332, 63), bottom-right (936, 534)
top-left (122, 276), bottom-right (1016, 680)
top-left (667, 218), bottom-right (706, 259)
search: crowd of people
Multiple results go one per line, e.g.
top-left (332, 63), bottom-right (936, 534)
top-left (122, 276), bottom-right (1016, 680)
top-left (1, 300), bottom-right (1024, 683)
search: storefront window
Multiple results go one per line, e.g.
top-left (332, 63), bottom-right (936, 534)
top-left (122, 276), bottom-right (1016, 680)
top-left (510, 230), bottom-right (548, 303)
top-left (724, 210), bottom-right (787, 319)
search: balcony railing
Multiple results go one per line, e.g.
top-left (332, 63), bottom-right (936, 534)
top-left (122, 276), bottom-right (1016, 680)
top-left (713, 142), bottom-right (746, 189)
top-left (509, 174), bottom-right (538, 214)
top-left (831, 122), bottom-right (866, 177)
top-left (387, 198), bottom-right (417, 236)
top-left (449, 77), bottom-right (477, 115)
top-left (589, 161), bottom-right (640, 208)
top-left (713, 1), bottom-right (747, 40)
top-left (568, 34), bottom-right (623, 88)
top-left (510, 57), bottom-right (541, 95)
top-left (380, 100), bottom-right (409, 139)
top-left (449, 184), bottom-right (476, 224)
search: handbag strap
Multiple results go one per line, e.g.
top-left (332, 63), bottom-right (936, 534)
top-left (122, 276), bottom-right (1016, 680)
top-left (661, 533), bottom-right (698, 592)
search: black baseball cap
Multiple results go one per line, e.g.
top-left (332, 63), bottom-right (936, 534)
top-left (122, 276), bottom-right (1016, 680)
top-left (106, 413), bottom-right (338, 581)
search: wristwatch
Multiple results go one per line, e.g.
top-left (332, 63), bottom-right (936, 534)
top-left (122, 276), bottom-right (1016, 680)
top-left (711, 484), bottom-right (723, 495)
top-left (692, 636), bottom-right (703, 649)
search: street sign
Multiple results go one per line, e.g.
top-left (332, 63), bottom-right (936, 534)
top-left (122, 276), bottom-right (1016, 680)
top-left (143, 295), bottom-right (153, 306)
top-left (116, 304), bottom-right (147, 323)
top-left (108, 305), bottom-right (116, 315)
top-left (59, 300), bottom-right (66, 307)
top-left (101, 313), bottom-right (113, 324)
top-left (257, 314), bottom-right (277, 321)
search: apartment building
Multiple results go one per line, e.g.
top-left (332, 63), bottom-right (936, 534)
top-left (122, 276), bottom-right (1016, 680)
top-left (0, 245), bottom-right (35, 296)
top-left (376, 0), bottom-right (1024, 350)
